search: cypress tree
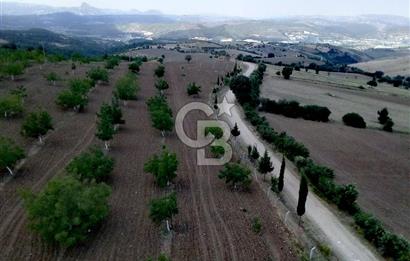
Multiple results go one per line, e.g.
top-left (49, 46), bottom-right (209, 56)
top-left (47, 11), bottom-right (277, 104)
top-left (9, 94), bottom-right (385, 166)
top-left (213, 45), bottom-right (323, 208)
top-left (278, 156), bottom-right (285, 192)
top-left (297, 175), bottom-right (309, 219)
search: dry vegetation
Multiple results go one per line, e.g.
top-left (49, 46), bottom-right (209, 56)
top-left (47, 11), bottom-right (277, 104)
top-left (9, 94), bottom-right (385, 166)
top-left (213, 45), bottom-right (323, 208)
top-left (352, 56), bottom-right (410, 77)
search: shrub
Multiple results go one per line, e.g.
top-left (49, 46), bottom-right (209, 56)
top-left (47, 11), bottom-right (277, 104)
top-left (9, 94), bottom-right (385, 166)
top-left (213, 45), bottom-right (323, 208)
top-left (383, 118), bottom-right (394, 132)
top-left (342, 113), bottom-right (366, 128)
top-left (21, 176), bottom-right (111, 247)
top-left (205, 126), bottom-right (223, 139)
top-left (155, 79), bottom-right (169, 93)
top-left (270, 177), bottom-right (279, 193)
top-left (66, 148), bottom-right (114, 182)
top-left (187, 82), bottom-right (201, 96)
top-left (229, 75), bottom-right (254, 106)
top-left (336, 184), bottom-right (359, 212)
top-left (251, 217), bottom-right (262, 234)
top-left (367, 79), bottom-right (378, 87)
top-left (210, 146), bottom-right (225, 158)
top-left (69, 79), bottom-right (93, 95)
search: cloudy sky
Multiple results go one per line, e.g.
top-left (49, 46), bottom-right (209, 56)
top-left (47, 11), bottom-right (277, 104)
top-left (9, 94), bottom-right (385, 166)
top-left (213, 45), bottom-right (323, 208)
top-left (6, 0), bottom-right (410, 18)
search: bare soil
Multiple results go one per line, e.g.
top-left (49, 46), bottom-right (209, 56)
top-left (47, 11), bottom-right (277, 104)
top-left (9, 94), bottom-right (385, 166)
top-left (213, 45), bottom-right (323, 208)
top-left (0, 54), bottom-right (298, 260)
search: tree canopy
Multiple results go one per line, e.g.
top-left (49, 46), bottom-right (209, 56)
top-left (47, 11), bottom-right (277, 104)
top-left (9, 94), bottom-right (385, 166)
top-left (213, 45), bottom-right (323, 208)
top-left (144, 147), bottom-right (178, 187)
top-left (218, 163), bottom-right (252, 190)
top-left (0, 136), bottom-right (25, 175)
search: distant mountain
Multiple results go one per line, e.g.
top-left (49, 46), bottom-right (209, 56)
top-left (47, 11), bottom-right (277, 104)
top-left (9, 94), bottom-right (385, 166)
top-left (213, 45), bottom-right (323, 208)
top-left (1, 2), bottom-right (162, 16)
top-left (1, 2), bottom-right (409, 50)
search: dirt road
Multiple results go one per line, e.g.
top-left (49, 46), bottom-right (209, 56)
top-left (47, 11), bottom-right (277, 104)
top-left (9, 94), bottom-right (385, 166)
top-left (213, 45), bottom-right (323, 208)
top-left (222, 62), bottom-right (381, 261)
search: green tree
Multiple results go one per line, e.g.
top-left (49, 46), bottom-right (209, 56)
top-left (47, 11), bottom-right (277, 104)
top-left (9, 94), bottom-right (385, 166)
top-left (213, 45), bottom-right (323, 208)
top-left (218, 163), bottom-right (252, 190)
top-left (0, 94), bottom-right (24, 118)
top-left (4, 62), bottom-right (24, 81)
top-left (185, 55), bottom-right (192, 63)
top-left (278, 156), bottom-right (285, 192)
top-left (105, 57), bottom-right (120, 69)
top-left (251, 217), bottom-right (262, 234)
top-left (87, 67), bottom-right (109, 84)
top-left (205, 126), bottom-right (224, 139)
top-left (66, 147), bottom-right (114, 182)
top-left (96, 111), bottom-right (115, 150)
top-left (271, 177), bottom-right (279, 193)
top-left (111, 96), bottom-right (125, 126)
top-left (69, 79), bottom-right (93, 95)
top-left (155, 79), bottom-right (169, 94)
top-left (251, 146), bottom-right (260, 162)
top-left (46, 72), bottom-right (59, 86)
top-left (151, 110), bottom-right (173, 137)
top-left (282, 67), bottom-right (293, 80)
top-left (377, 108), bottom-right (389, 125)
top-left (297, 175), bottom-right (309, 219)
top-left (187, 82), bottom-right (201, 96)
top-left (0, 137), bottom-right (25, 176)
top-left (128, 62), bottom-right (140, 73)
top-left (21, 109), bottom-right (53, 143)
top-left (149, 192), bottom-right (178, 231)
top-left (144, 147), bottom-right (178, 187)
top-left (231, 123), bottom-right (240, 138)
top-left (56, 90), bottom-right (88, 111)
top-left (115, 74), bottom-right (139, 103)
top-left (154, 65), bottom-right (165, 78)
top-left (21, 176), bottom-right (111, 247)
top-left (258, 150), bottom-right (274, 181)
top-left (9, 86), bottom-right (27, 103)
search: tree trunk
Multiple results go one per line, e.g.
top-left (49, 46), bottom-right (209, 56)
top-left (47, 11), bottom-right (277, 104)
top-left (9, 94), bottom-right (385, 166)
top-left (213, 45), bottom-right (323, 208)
top-left (11, 75), bottom-right (15, 81)
top-left (161, 131), bottom-right (165, 137)
top-left (166, 220), bottom-right (171, 232)
top-left (53, 81), bottom-right (56, 86)
top-left (104, 141), bottom-right (109, 150)
top-left (38, 135), bottom-right (43, 144)
top-left (6, 166), bottom-right (14, 176)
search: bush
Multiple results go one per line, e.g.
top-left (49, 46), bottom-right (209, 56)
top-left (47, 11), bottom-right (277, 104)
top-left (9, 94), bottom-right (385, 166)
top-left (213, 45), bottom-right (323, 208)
top-left (69, 79), bottom-right (93, 95)
top-left (66, 148), bottom-right (114, 182)
top-left (149, 192), bottom-right (178, 225)
top-left (105, 57), bottom-right (120, 69)
top-left (251, 217), bottom-right (262, 234)
top-left (187, 82), bottom-right (201, 96)
top-left (383, 118), bottom-right (394, 132)
top-left (342, 113), bottom-right (366, 128)
top-left (128, 62), bottom-right (140, 73)
top-left (210, 146), bottom-right (225, 158)
top-left (367, 79), bottom-right (378, 87)
top-left (205, 126), bottom-right (223, 139)
top-left (21, 176), bottom-right (111, 247)
top-left (336, 184), bottom-right (359, 212)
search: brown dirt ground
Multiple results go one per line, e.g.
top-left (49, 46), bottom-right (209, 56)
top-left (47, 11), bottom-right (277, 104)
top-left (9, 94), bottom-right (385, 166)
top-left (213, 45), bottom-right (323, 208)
top-left (262, 113), bottom-right (410, 239)
top-left (0, 54), bottom-right (298, 260)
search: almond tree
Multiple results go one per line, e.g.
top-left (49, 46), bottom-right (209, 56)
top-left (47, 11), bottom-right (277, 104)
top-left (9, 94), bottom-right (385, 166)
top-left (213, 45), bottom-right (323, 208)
top-left (21, 109), bottom-right (54, 144)
top-left (96, 110), bottom-right (115, 150)
top-left (149, 192), bottom-right (178, 232)
top-left (144, 147), bottom-right (178, 187)
top-left (0, 137), bottom-right (25, 176)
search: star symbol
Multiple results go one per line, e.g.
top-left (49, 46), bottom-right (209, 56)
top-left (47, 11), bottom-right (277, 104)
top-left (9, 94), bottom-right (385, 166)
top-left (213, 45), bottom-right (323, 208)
top-left (218, 96), bottom-right (235, 117)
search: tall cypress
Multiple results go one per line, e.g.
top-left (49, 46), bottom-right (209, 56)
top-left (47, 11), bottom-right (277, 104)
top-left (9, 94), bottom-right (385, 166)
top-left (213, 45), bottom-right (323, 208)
top-left (297, 175), bottom-right (309, 218)
top-left (278, 156), bottom-right (285, 192)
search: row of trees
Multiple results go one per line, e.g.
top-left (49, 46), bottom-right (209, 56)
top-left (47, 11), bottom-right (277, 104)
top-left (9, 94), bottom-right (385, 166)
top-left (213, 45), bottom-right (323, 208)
top-left (21, 147), bottom-right (114, 247)
top-left (260, 98), bottom-right (332, 122)
top-left (233, 60), bottom-right (408, 259)
top-left (146, 96), bottom-right (174, 137)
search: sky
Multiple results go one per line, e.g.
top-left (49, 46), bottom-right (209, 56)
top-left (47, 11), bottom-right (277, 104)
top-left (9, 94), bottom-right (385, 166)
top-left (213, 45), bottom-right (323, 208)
top-left (6, 0), bottom-right (410, 18)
